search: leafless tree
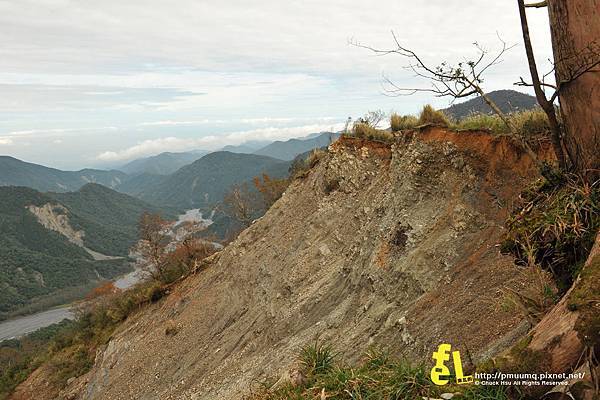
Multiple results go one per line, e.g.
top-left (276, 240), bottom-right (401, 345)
top-left (516, 0), bottom-right (600, 173)
top-left (221, 183), bottom-right (259, 227)
top-left (136, 212), bottom-right (173, 281)
top-left (351, 32), bottom-right (542, 164)
top-left (357, 110), bottom-right (386, 127)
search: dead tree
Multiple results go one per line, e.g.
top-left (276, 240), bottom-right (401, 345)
top-left (351, 33), bottom-right (541, 165)
top-left (516, 0), bottom-right (600, 176)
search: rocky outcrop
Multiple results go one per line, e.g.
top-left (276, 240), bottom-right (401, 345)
top-left (24, 129), bottom-right (551, 400)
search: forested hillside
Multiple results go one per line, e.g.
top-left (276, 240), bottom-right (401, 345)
top-left (120, 151), bottom-right (291, 210)
top-left (0, 185), bottom-right (165, 320)
top-left (0, 156), bottom-right (126, 193)
top-left (442, 89), bottom-right (537, 119)
top-left (49, 183), bottom-right (172, 255)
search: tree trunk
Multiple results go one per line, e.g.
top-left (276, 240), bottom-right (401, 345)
top-left (521, 231), bottom-right (600, 373)
top-left (517, 0), bottom-right (567, 170)
top-left (547, 0), bottom-right (600, 179)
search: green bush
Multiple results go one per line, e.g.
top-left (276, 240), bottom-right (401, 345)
top-left (390, 113), bottom-right (419, 131)
top-left (418, 104), bottom-right (450, 126)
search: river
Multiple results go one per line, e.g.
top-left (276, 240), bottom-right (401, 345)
top-left (0, 209), bottom-right (214, 342)
top-left (0, 307), bottom-right (74, 342)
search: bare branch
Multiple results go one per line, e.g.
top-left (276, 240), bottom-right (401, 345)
top-left (525, 1), bottom-right (547, 7)
top-left (514, 76), bottom-right (557, 89)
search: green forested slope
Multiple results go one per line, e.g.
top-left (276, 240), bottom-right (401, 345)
top-left (0, 185), bottom-right (167, 319)
top-left (0, 156), bottom-right (126, 193)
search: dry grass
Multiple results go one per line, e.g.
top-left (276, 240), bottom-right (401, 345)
top-left (509, 108), bottom-right (550, 137)
top-left (248, 345), bottom-right (512, 400)
top-left (418, 104), bottom-right (450, 127)
top-left (452, 108), bottom-right (550, 138)
top-left (390, 113), bottom-right (419, 131)
top-left (306, 149), bottom-right (327, 169)
top-left (502, 174), bottom-right (599, 288)
top-left (500, 265), bottom-right (558, 324)
top-left (352, 123), bottom-right (394, 142)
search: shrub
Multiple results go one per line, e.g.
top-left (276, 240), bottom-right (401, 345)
top-left (418, 104), bottom-right (450, 126)
top-left (357, 110), bottom-right (386, 127)
top-left (390, 113), bottom-right (419, 131)
top-left (254, 174), bottom-right (289, 209)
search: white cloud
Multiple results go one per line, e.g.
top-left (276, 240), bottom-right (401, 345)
top-left (96, 122), bottom-right (345, 162)
top-left (138, 117), bottom-right (338, 127)
top-left (138, 119), bottom-right (219, 126)
top-left (0, 1), bottom-right (554, 168)
top-left (1, 126), bottom-right (119, 139)
top-left (0, 138), bottom-right (13, 145)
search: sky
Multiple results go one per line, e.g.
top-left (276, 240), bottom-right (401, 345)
top-left (0, 0), bottom-right (555, 170)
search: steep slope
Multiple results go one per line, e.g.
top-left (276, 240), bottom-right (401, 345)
top-left (51, 128), bottom-right (552, 400)
top-left (118, 151), bottom-right (208, 175)
top-left (126, 151), bottom-right (290, 209)
top-left (253, 132), bottom-right (339, 160)
top-left (443, 89), bottom-right (537, 119)
top-left (0, 156), bottom-right (127, 193)
top-left (0, 185), bottom-right (163, 319)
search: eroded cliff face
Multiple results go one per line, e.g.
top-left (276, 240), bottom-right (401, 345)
top-left (19, 129), bottom-right (548, 400)
top-left (27, 204), bottom-right (122, 261)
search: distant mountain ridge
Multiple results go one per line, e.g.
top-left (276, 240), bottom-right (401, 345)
top-left (118, 151), bottom-right (208, 176)
top-left (442, 89), bottom-right (538, 119)
top-left (0, 156), bottom-right (127, 193)
top-left (119, 151), bottom-right (291, 210)
top-left (253, 132), bottom-right (339, 160)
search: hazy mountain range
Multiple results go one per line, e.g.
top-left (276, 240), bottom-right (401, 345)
top-left (253, 132), bottom-right (339, 160)
top-left (118, 150), bottom-right (209, 176)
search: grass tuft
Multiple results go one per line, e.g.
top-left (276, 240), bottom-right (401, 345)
top-left (502, 174), bottom-right (599, 289)
top-left (352, 123), bottom-right (394, 142)
top-left (418, 104), bottom-right (450, 127)
top-left (390, 113), bottom-right (419, 132)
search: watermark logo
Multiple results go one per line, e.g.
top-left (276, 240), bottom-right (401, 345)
top-left (431, 343), bottom-right (473, 385)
